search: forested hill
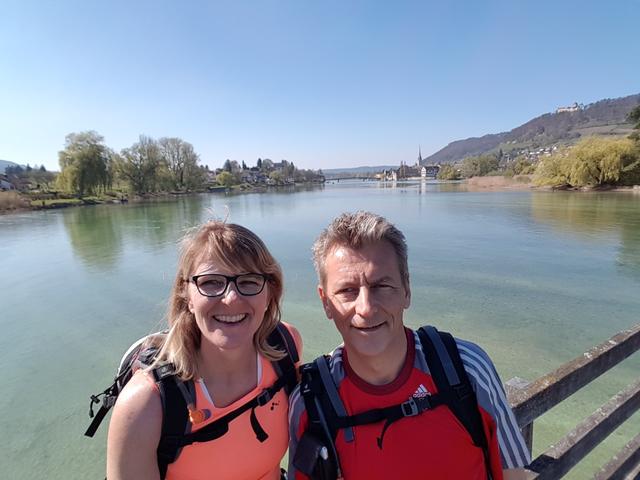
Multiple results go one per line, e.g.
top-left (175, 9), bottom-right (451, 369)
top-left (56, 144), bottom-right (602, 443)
top-left (424, 93), bottom-right (640, 165)
top-left (0, 159), bottom-right (19, 173)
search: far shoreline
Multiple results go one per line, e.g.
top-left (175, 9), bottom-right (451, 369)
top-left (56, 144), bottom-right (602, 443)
top-left (2, 177), bottom-right (639, 216)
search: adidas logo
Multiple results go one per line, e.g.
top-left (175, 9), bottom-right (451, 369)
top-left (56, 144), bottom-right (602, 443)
top-left (413, 384), bottom-right (429, 398)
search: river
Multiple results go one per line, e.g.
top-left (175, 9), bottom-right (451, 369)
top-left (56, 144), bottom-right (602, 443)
top-left (1, 181), bottom-right (638, 479)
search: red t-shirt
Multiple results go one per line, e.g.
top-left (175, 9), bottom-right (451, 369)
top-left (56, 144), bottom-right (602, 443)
top-left (288, 328), bottom-right (530, 479)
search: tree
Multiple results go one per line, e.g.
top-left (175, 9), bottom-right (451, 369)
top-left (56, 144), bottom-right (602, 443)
top-left (628, 105), bottom-right (640, 142)
top-left (158, 137), bottom-right (202, 190)
top-left (116, 135), bottom-right (163, 194)
top-left (628, 105), bottom-right (640, 130)
top-left (437, 164), bottom-right (460, 180)
top-left (461, 155), bottom-right (499, 178)
top-left (57, 131), bottom-right (110, 196)
top-left (216, 171), bottom-right (235, 187)
top-left (512, 157), bottom-right (535, 175)
top-left (242, 160), bottom-right (247, 170)
top-left (534, 137), bottom-right (639, 187)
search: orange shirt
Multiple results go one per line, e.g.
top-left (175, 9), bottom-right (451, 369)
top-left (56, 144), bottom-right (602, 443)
top-left (142, 324), bottom-right (301, 480)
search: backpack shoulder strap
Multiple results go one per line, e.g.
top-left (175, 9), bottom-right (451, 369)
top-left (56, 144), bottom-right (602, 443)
top-left (417, 326), bottom-right (492, 477)
top-left (268, 322), bottom-right (299, 394)
top-left (153, 364), bottom-right (192, 480)
top-left (295, 356), bottom-right (345, 480)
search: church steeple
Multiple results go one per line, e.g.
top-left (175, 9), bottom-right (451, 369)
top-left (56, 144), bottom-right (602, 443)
top-left (418, 145), bottom-right (423, 165)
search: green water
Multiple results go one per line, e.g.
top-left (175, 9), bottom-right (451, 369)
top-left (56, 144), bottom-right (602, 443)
top-left (1, 181), bottom-right (638, 479)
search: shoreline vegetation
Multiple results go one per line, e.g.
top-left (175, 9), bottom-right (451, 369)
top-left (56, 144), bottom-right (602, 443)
top-left (2, 109), bottom-right (640, 214)
top-left (3, 174), bottom-right (639, 216)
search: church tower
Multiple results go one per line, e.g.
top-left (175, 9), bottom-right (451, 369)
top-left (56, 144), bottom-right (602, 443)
top-left (418, 145), bottom-right (423, 166)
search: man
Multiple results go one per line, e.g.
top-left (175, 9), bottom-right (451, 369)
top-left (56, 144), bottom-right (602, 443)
top-left (288, 211), bottom-right (530, 480)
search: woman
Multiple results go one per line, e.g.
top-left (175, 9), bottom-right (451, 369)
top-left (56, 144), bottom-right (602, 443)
top-left (107, 221), bottom-right (302, 480)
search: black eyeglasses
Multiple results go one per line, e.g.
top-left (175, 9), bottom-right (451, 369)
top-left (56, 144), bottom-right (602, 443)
top-left (191, 273), bottom-right (268, 297)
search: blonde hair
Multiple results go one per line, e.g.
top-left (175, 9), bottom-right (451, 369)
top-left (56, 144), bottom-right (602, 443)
top-left (156, 221), bottom-right (284, 380)
top-left (312, 211), bottom-right (409, 289)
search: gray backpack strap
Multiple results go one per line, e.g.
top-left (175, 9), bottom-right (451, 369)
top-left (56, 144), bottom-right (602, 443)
top-left (315, 356), bottom-right (355, 443)
top-left (423, 325), bottom-right (461, 386)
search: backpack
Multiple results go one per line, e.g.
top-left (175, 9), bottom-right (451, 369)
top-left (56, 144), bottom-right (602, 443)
top-left (85, 322), bottom-right (299, 479)
top-left (292, 326), bottom-right (491, 480)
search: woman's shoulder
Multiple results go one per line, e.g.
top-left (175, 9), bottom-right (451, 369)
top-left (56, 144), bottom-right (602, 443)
top-left (110, 370), bottom-right (163, 437)
top-left (107, 370), bottom-right (164, 478)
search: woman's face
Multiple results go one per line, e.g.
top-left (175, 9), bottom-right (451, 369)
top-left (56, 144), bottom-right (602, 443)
top-left (187, 259), bottom-right (270, 352)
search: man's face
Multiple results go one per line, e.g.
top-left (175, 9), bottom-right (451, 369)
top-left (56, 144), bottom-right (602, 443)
top-left (318, 240), bottom-right (411, 359)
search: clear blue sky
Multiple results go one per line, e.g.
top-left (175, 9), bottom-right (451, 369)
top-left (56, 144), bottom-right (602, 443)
top-left (1, 0), bottom-right (638, 171)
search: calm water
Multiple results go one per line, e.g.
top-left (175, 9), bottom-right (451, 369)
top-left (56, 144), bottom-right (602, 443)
top-left (1, 181), bottom-right (639, 479)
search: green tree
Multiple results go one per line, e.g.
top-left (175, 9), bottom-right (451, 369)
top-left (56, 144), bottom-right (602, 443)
top-left (627, 105), bottom-right (640, 130)
top-left (57, 131), bottom-right (110, 196)
top-left (216, 171), bottom-right (235, 187)
top-left (116, 135), bottom-right (163, 194)
top-left (461, 155), bottom-right (499, 178)
top-left (512, 157), bottom-right (535, 175)
top-left (628, 105), bottom-right (640, 142)
top-left (158, 137), bottom-right (202, 190)
top-left (534, 137), bottom-right (639, 187)
top-left (437, 164), bottom-right (460, 180)
top-left (269, 171), bottom-right (284, 184)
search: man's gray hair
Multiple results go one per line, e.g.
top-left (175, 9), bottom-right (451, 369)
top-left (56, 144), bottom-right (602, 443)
top-left (312, 211), bottom-right (409, 288)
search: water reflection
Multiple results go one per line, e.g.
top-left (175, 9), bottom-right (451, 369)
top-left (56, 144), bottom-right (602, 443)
top-left (63, 196), bottom-right (205, 270)
top-left (63, 206), bottom-right (123, 270)
top-left (531, 192), bottom-right (640, 280)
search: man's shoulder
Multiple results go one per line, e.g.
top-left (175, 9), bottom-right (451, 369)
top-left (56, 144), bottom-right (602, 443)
top-left (288, 345), bottom-right (347, 419)
top-left (410, 328), bottom-right (501, 393)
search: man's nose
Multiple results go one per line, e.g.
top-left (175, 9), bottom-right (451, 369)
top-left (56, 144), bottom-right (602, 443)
top-left (355, 287), bottom-right (376, 317)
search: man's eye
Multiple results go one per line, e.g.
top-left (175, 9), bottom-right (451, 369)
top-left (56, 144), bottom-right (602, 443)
top-left (335, 288), bottom-right (358, 298)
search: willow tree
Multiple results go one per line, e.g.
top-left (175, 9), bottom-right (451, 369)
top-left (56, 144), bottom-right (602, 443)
top-left (534, 137), bottom-right (639, 187)
top-left (57, 131), bottom-right (110, 196)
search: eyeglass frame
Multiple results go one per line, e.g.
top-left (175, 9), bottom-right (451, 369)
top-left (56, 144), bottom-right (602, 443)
top-left (190, 273), bottom-right (269, 298)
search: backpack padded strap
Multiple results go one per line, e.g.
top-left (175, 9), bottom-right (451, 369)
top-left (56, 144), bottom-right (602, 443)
top-left (423, 325), bottom-right (461, 386)
top-left (417, 326), bottom-right (492, 479)
top-left (269, 323), bottom-right (300, 394)
top-left (156, 373), bottom-right (191, 480)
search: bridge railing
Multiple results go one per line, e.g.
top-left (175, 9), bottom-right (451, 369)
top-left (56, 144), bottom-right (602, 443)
top-left (505, 323), bottom-right (640, 479)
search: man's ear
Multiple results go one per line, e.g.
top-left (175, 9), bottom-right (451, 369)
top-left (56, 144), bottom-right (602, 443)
top-left (403, 285), bottom-right (411, 309)
top-left (318, 284), bottom-right (332, 319)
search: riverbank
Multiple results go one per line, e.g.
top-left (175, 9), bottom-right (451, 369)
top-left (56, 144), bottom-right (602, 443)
top-left (0, 182), bottom-right (324, 215)
top-left (463, 175), bottom-right (640, 193)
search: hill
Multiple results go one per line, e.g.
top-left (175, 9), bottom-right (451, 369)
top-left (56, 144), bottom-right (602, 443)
top-left (424, 93), bottom-right (640, 164)
top-left (0, 159), bottom-right (20, 173)
top-left (323, 165), bottom-right (396, 177)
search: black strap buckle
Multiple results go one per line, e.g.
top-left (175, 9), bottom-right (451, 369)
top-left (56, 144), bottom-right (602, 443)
top-left (400, 397), bottom-right (419, 417)
top-left (256, 389), bottom-right (272, 406)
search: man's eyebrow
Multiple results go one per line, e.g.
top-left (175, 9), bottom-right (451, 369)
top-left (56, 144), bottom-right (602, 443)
top-left (369, 275), bottom-right (397, 284)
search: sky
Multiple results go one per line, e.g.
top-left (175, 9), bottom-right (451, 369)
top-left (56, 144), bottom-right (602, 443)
top-left (1, 0), bottom-right (638, 172)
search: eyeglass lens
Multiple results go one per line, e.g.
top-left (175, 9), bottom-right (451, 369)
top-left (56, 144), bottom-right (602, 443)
top-left (195, 274), bottom-right (265, 297)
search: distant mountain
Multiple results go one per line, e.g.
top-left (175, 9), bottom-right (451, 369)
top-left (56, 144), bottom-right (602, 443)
top-left (0, 159), bottom-right (20, 174)
top-left (323, 165), bottom-right (396, 177)
top-left (424, 93), bottom-right (640, 165)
